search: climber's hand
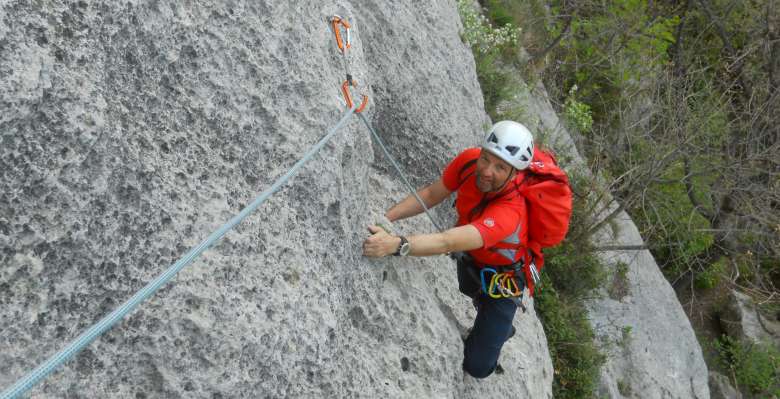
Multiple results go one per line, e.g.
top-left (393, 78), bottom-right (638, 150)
top-left (362, 225), bottom-right (401, 258)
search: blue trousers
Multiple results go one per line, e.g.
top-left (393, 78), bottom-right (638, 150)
top-left (457, 257), bottom-right (517, 378)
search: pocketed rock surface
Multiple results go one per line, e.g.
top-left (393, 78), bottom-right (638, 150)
top-left (1, 1), bottom-right (553, 398)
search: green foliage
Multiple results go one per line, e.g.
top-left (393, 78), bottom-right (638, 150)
top-left (536, 238), bottom-right (606, 398)
top-left (536, 269), bottom-right (605, 398)
top-left (542, 242), bottom-right (605, 300)
top-left (480, 0), bottom-right (551, 57)
top-left (458, 0), bottom-right (528, 120)
top-left (473, 51), bottom-right (515, 119)
top-left (483, 0), bottom-right (514, 28)
top-left (457, 0), bottom-right (520, 55)
top-left (631, 162), bottom-right (715, 277)
top-left (683, 77), bottom-right (731, 152)
top-left (563, 85), bottom-right (594, 133)
top-left (617, 379), bottom-right (632, 396)
top-left (694, 258), bottom-right (727, 290)
top-left (564, 1), bottom-right (679, 86)
top-left (544, 1), bottom-right (680, 129)
top-left (609, 262), bottom-right (630, 301)
top-left (713, 335), bottom-right (780, 396)
top-left (619, 325), bottom-right (633, 352)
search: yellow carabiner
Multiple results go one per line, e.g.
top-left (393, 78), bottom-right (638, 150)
top-left (489, 273), bottom-right (503, 299)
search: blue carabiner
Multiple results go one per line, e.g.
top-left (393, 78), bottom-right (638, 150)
top-left (480, 268), bottom-right (497, 294)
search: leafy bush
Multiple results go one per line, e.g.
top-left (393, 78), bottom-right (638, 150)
top-left (473, 51), bottom-right (515, 119)
top-left (609, 261), bottom-right (630, 300)
top-left (536, 214), bottom-right (606, 398)
top-left (457, 0), bottom-right (520, 55)
top-left (631, 162), bottom-right (715, 278)
top-left (694, 257), bottom-right (726, 290)
top-left (542, 241), bottom-right (605, 301)
top-left (480, 0), bottom-right (552, 58)
top-left (563, 85), bottom-right (593, 133)
top-left (713, 335), bottom-right (780, 396)
top-left (535, 273), bottom-right (605, 398)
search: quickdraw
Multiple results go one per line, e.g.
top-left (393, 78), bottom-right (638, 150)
top-left (329, 15), bottom-right (368, 113)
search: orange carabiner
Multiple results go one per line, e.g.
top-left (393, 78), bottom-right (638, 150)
top-left (340, 80), bottom-right (368, 113)
top-left (330, 15), bottom-right (351, 53)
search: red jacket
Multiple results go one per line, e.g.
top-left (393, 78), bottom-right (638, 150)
top-left (442, 148), bottom-right (528, 267)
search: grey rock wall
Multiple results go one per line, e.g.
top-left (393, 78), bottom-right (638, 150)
top-left (709, 372), bottom-right (742, 399)
top-left (1, 1), bottom-right (552, 398)
top-left (721, 290), bottom-right (780, 348)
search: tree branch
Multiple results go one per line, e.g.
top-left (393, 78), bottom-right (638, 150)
top-left (682, 156), bottom-right (716, 221)
top-left (696, 0), bottom-right (753, 100)
top-left (530, 15), bottom-right (573, 63)
top-left (593, 245), bottom-right (649, 251)
top-left (767, 0), bottom-right (780, 93)
top-left (586, 200), bottom-right (627, 238)
top-left (672, 0), bottom-right (692, 77)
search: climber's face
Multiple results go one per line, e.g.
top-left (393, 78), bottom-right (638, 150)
top-left (475, 150), bottom-right (515, 193)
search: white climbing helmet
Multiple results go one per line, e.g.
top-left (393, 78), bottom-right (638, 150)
top-left (482, 121), bottom-right (535, 170)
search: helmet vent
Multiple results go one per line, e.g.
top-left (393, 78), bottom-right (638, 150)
top-left (488, 133), bottom-right (498, 143)
top-left (505, 145), bottom-right (519, 156)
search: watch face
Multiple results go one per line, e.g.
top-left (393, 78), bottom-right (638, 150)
top-left (399, 242), bottom-right (411, 256)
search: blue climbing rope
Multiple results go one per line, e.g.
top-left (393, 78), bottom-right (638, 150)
top-left (0, 104), bottom-right (358, 399)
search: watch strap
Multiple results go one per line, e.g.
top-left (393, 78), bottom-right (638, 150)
top-left (393, 236), bottom-right (408, 256)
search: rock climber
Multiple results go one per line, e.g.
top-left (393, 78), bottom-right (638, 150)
top-left (362, 120), bottom-right (535, 378)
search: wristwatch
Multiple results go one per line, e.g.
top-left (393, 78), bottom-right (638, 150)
top-left (393, 236), bottom-right (411, 256)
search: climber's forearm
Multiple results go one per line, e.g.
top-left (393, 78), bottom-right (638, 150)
top-left (385, 192), bottom-right (426, 222)
top-left (386, 179), bottom-right (452, 222)
top-left (407, 225), bottom-right (483, 256)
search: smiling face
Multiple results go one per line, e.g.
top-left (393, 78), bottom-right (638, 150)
top-left (475, 149), bottom-right (516, 193)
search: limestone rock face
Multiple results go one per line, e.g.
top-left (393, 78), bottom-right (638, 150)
top-left (1, 1), bottom-right (552, 398)
top-left (721, 290), bottom-right (780, 348)
top-left (709, 372), bottom-right (742, 399)
top-left (587, 209), bottom-right (710, 399)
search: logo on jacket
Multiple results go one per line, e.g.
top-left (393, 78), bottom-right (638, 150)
top-left (483, 218), bottom-right (495, 227)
